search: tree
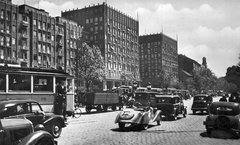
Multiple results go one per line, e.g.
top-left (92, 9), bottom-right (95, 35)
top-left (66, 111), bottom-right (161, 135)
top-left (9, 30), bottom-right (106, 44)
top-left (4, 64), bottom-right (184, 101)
top-left (225, 65), bottom-right (240, 90)
top-left (75, 43), bottom-right (106, 91)
top-left (187, 67), bottom-right (217, 93)
top-left (158, 70), bottom-right (177, 91)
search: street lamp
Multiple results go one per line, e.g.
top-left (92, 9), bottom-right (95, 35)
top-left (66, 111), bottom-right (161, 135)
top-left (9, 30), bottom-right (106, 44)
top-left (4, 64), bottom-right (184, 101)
top-left (147, 82), bottom-right (151, 91)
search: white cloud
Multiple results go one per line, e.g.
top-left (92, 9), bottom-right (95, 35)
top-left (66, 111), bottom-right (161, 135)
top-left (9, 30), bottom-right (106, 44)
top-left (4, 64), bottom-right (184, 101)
top-left (34, 0), bottom-right (75, 16)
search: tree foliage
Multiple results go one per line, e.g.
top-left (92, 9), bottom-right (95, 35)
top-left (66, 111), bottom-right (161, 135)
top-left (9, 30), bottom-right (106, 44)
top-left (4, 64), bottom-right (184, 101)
top-left (157, 70), bottom-right (179, 90)
top-left (225, 65), bottom-right (240, 90)
top-left (187, 67), bottom-right (217, 93)
top-left (75, 43), bottom-right (106, 91)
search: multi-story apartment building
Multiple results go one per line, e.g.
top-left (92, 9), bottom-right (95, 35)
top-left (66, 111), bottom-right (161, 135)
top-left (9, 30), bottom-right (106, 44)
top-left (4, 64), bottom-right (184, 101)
top-left (139, 33), bottom-right (178, 87)
top-left (61, 2), bottom-right (140, 90)
top-left (0, 0), bottom-right (83, 77)
top-left (0, 0), bottom-right (19, 63)
top-left (178, 54), bottom-right (201, 88)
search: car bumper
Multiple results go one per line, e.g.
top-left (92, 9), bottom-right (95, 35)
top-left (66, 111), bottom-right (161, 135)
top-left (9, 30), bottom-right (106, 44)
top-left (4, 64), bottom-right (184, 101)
top-left (191, 108), bottom-right (208, 111)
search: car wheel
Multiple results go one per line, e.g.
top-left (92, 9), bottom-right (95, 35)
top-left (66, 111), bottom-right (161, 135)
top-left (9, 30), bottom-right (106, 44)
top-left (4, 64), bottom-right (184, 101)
top-left (85, 106), bottom-right (91, 113)
top-left (183, 109), bottom-right (187, 118)
top-left (112, 105), bottom-right (116, 111)
top-left (51, 121), bottom-right (62, 138)
top-left (142, 124), bottom-right (148, 130)
top-left (118, 122), bottom-right (125, 130)
top-left (193, 110), bottom-right (196, 115)
top-left (207, 128), bottom-right (212, 135)
top-left (103, 105), bottom-right (108, 112)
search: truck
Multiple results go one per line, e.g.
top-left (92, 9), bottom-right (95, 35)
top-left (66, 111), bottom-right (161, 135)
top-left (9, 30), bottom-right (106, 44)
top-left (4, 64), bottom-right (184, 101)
top-left (78, 91), bottom-right (122, 113)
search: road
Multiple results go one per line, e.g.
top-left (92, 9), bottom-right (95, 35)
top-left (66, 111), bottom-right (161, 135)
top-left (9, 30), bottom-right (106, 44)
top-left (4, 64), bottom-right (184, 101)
top-left (56, 96), bottom-right (240, 145)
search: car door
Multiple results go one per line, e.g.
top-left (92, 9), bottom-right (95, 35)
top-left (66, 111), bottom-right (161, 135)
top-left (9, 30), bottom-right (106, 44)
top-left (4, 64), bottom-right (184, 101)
top-left (25, 102), bottom-right (44, 127)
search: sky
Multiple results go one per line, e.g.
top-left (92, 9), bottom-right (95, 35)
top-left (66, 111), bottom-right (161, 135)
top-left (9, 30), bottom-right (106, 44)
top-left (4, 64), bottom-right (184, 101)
top-left (12, 0), bottom-right (240, 78)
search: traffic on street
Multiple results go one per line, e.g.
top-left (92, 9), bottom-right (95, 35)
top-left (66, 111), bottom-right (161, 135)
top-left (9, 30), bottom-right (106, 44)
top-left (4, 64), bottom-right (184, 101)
top-left (56, 96), bottom-right (240, 145)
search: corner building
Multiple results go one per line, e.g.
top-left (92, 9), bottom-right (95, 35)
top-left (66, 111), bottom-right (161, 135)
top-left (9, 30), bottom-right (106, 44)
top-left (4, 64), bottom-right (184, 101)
top-left (139, 33), bottom-right (178, 87)
top-left (62, 2), bottom-right (140, 90)
top-left (0, 0), bottom-right (83, 78)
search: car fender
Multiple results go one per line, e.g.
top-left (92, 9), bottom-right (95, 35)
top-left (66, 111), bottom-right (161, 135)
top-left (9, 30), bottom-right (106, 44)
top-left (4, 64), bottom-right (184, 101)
top-left (114, 113), bottom-right (120, 123)
top-left (43, 116), bottom-right (65, 130)
top-left (152, 110), bottom-right (162, 122)
top-left (141, 112), bottom-right (151, 124)
top-left (18, 131), bottom-right (56, 145)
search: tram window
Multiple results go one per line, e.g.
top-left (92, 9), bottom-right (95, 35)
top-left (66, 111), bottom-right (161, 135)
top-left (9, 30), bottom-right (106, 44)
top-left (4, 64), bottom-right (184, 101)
top-left (9, 74), bottom-right (31, 92)
top-left (0, 73), bottom-right (6, 92)
top-left (33, 76), bottom-right (53, 92)
top-left (67, 79), bottom-right (73, 93)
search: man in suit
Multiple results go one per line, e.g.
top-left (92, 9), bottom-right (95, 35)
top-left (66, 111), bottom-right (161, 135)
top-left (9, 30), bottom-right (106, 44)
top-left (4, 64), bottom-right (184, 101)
top-left (56, 81), bottom-right (67, 121)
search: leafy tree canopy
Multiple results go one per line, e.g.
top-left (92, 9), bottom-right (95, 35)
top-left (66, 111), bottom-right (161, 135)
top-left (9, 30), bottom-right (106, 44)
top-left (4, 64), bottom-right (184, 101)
top-left (75, 43), bottom-right (106, 91)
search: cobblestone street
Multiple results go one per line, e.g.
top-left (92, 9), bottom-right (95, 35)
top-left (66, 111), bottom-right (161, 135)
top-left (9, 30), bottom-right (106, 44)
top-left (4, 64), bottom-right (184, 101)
top-left (56, 97), bottom-right (240, 145)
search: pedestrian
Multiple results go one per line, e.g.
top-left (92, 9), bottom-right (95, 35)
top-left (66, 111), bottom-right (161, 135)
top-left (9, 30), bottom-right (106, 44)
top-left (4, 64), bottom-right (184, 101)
top-left (219, 95), bottom-right (227, 102)
top-left (228, 92), bottom-right (238, 102)
top-left (56, 81), bottom-right (67, 121)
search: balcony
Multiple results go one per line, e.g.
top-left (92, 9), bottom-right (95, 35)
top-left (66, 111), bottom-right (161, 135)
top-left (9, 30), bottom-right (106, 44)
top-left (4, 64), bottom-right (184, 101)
top-left (58, 51), bottom-right (63, 57)
top-left (22, 46), bottom-right (29, 51)
top-left (21, 34), bottom-right (28, 39)
top-left (21, 20), bottom-right (29, 27)
top-left (57, 31), bottom-right (64, 37)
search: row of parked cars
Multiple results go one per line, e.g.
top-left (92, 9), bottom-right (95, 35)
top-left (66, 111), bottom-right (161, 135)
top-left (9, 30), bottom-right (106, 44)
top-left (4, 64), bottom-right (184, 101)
top-left (0, 99), bottom-right (66, 145)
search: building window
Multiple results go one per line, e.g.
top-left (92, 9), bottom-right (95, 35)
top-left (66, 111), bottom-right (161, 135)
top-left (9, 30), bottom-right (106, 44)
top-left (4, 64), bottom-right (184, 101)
top-left (95, 17), bottom-right (98, 23)
top-left (99, 17), bottom-right (103, 21)
top-left (12, 25), bottom-right (16, 33)
top-left (12, 37), bottom-right (16, 45)
top-left (0, 10), bottom-right (4, 19)
top-left (12, 12), bottom-right (17, 20)
top-left (90, 18), bottom-right (93, 23)
top-left (86, 19), bottom-right (89, 24)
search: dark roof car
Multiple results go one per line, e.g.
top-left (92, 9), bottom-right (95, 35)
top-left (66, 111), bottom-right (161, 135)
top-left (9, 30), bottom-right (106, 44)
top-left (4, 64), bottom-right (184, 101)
top-left (155, 94), bottom-right (187, 120)
top-left (0, 99), bottom-right (65, 138)
top-left (0, 118), bottom-right (57, 145)
top-left (191, 94), bottom-right (213, 114)
top-left (203, 102), bottom-right (240, 136)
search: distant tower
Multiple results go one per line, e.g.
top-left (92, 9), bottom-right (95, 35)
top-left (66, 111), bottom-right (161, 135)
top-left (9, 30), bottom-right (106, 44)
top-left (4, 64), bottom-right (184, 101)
top-left (202, 57), bottom-right (207, 68)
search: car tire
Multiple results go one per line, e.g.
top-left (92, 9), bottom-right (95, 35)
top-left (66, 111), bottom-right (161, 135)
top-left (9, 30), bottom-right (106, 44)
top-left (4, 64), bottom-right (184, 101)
top-left (207, 128), bottom-right (212, 135)
top-left (183, 109), bottom-right (187, 118)
top-left (118, 122), bottom-right (125, 130)
top-left (193, 110), bottom-right (196, 115)
top-left (51, 121), bottom-right (62, 138)
top-left (85, 106), bottom-right (91, 113)
top-left (112, 105), bottom-right (116, 111)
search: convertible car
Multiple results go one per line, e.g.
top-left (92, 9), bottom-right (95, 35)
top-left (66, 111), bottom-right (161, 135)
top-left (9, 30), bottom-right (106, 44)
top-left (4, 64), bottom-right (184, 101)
top-left (115, 92), bottom-right (162, 130)
top-left (203, 102), bottom-right (240, 136)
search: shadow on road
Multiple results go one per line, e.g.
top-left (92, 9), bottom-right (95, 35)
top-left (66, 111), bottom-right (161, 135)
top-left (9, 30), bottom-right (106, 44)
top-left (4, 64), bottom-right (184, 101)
top-left (111, 124), bottom-right (160, 132)
top-left (200, 130), bottom-right (239, 139)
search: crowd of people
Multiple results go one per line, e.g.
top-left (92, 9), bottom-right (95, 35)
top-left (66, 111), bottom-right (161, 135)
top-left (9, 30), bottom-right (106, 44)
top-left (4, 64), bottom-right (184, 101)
top-left (219, 92), bottom-right (240, 103)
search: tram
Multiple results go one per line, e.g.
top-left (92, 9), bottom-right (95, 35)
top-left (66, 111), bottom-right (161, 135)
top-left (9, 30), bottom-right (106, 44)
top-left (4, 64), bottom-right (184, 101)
top-left (0, 64), bottom-right (75, 113)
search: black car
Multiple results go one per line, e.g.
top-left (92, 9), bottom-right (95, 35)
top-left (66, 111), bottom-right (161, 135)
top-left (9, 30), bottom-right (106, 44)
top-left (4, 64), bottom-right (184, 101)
top-left (203, 102), bottom-right (240, 136)
top-left (0, 118), bottom-right (57, 145)
top-left (0, 99), bottom-right (66, 138)
top-left (155, 94), bottom-right (187, 120)
top-left (191, 94), bottom-right (213, 114)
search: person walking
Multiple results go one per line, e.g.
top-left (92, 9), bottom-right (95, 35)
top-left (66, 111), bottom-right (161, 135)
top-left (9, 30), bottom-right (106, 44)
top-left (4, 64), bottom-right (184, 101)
top-left (219, 95), bottom-right (227, 102)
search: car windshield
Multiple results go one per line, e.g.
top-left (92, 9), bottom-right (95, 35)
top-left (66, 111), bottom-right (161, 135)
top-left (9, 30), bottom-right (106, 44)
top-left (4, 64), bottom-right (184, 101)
top-left (210, 105), bottom-right (239, 115)
top-left (156, 97), bottom-right (172, 103)
top-left (194, 96), bottom-right (207, 101)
